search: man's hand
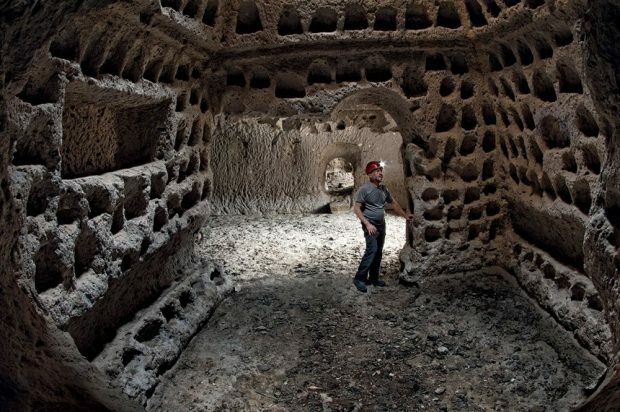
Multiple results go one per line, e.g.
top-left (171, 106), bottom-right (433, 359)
top-left (391, 199), bottom-right (415, 223)
top-left (366, 222), bottom-right (378, 236)
top-left (354, 201), bottom-right (378, 235)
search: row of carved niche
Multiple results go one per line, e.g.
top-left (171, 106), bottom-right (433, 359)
top-left (166, 0), bottom-right (550, 35)
top-left (497, 130), bottom-right (601, 175)
top-left (224, 53), bottom-right (470, 93)
top-left (512, 243), bottom-right (604, 312)
top-left (503, 156), bottom-right (594, 215)
top-left (30, 172), bottom-right (210, 295)
top-left (49, 30), bottom-right (209, 116)
top-left (222, 62), bottom-right (591, 137)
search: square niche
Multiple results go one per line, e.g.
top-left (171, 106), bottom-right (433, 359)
top-left (61, 81), bottom-right (172, 178)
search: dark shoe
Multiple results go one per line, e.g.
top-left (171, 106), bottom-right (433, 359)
top-left (353, 279), bottom-right (367, 293)
top-left (368, 279), bottom-right (386, 287)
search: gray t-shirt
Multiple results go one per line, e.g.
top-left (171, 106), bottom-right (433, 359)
top-left (355, 182), bottom-right (393, 223)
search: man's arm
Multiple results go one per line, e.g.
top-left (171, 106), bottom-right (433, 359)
top-left (354, 201), bottom-right (378, 236)
top-left (389, 198), bottom-right (414, 222)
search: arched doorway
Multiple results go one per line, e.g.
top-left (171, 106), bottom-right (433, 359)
top-left (330, 88), bottom-right (429, 239)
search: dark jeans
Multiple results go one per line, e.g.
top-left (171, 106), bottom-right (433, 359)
top-left (354, 221), bottom-right (386, 283)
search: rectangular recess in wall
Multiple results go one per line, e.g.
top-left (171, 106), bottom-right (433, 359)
top-left (61, 81), bottom-right (172, 178)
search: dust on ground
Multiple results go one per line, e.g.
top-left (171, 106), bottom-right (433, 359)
top-left (147, 213), bottom-right (604, 412)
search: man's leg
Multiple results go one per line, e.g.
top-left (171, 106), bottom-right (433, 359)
top-left (353, 229), bottom-right (378, 291)
top-left (368, 225), bottom-right (386, 285)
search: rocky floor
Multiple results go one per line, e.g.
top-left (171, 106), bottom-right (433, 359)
top-left (147, 213), bottom-right (605, 411)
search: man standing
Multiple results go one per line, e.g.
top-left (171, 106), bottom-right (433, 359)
top-left (353, 161), bottom-right (413, 293)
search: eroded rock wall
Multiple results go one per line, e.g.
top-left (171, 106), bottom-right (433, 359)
top-left (576, 0), bottom-right (620, 408)
top-left (2, 0), bottom-right (222, 407)
top-left (464, 0), bottom-right (613, 362)
top-left (1, 2), bottom-right (151, 410)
